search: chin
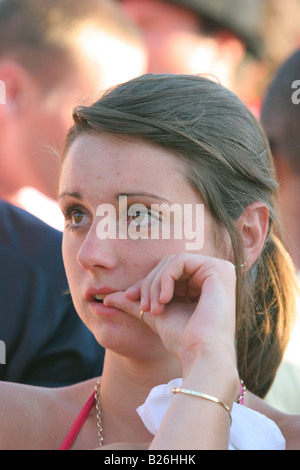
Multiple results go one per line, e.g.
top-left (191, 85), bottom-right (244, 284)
top-left (91, 318), bottom-right (163, 360)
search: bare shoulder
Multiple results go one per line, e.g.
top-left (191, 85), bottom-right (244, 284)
top-left (246, 391), bottom-right (300, 450)
top-left (0, 378), bottom-right (98, 450)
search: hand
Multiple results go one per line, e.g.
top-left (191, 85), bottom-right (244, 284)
top-left (104, 253), bottom-right (237, 369)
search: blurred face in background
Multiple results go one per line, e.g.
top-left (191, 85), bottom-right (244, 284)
top-left (120, 0), bottom-right (245, 94)
top-left (121, 0), bottom-right (202, 73)
top-left (0, 21), bottom-right (146, 201)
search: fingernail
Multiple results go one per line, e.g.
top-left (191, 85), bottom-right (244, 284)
top-left (140, 298), bottom-right (151, 312)
top-left (103, 295), bottom-right (113, 307)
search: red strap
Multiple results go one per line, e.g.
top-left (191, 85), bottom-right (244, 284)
top-left (59, 392), bottom-right (95, 450)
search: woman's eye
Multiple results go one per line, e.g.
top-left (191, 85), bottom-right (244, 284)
top-left (62, 205), bottom-right (90, 231)
top-left (127, 205), bottom-right (159, 228)
top-left (129, 209), bottom-right (146, 224)
top-left (71, 211), bottom-right (84, 226)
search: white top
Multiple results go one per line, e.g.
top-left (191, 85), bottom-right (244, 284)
top-left (136, 378), bottom-right (285, 450)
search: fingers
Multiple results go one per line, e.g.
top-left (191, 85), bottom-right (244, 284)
top-left (125, 281), bottom-right (142, 300)
top-left (126, 255), bottom-right (176, 315)
top-left (109, 253), bottom-right (236, 323)
top-left (124, 253), bottom-right (208, 316)
top-left (104, 291), bottom-right (141, 320)
top-left (141, 252), bottom-right (208, 310)
top-left (104, 253), bottom-right (237, 361)
top-left (103, 291), bottom-right (159, 335)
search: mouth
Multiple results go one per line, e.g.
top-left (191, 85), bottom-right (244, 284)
top-left (85, 288), bottom-right (119, 304)
top-left (85, 289), bottom-right (122, 317)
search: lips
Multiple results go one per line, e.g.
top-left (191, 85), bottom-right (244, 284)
top-left (84, 287), bottom-right (123, 317)
top-left (84, 287), bottom-right (119, 303)
top-left (84, 287), bottom-right (125, 314)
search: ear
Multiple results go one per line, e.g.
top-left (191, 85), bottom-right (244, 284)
top-left (215, 31), bottom-right (245, 68)
top-left (234, 202), bottom-right (269, 269)
top-left (0, 61), bottom-right (33, 118)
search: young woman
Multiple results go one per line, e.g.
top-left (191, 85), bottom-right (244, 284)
top-left (0, 74), bottom-right (299, 449)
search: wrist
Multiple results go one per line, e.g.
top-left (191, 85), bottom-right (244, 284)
top-left (180, 348), bottom-right (240, 408)
top-left (180, 343), bottom-right (237, 377)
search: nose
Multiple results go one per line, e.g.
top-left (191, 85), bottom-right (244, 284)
top-left (77, 223), bottom-right (118, 271)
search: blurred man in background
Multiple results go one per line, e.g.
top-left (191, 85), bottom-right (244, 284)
top-left (261, 50), bottom-right (300, 272)
top-left (0, 0), bottom-right (146, 228)
top-left (0, 0), bottom-right (146, 386)
top-left (119, 0), bottom-right (300, 115)
top-left (261, 50), bottom-right (300, 413)
top-left (0, 199), bottom-right (103, 387)
top-left (119, 0), bottom-right (264, 112)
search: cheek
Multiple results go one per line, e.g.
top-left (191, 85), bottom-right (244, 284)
top-left (124, 238), bottom-right (186, 281)
top-left (201, 221), bottom-right (232, 260)
top-left (62, 237), bottom-right (85, 317)
top-left (62, 234), bottom-right (80, 286)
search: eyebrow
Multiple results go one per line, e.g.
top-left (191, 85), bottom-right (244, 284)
top-left (58, 191), bottom-right (171, 204)
top-left (58, 191), bottom-right (82, 200)
top-left (117, 192), bottom-right (171, 203)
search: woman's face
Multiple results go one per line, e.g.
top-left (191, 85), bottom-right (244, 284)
top-left (59, 133), bottom-right (230, 355)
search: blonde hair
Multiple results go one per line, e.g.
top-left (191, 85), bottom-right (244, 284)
top-left (64, 74), bottom-right (297, 397)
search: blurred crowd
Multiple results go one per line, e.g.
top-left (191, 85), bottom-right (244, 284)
top-left (0, 0), bottom-right (300, 413)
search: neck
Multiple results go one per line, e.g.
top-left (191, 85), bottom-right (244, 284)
top-left (99, 350), bottom-right (182, 445)
top-left (0, 185), bottom-right (19, 206)
top-left (102, 349), bottom-right (182, 402)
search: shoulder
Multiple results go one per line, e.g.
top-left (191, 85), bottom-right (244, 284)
top-left (0, 381), bottom-right (67, 449)
top-left (0, 379), bottom-right (97, 450)
top-left (0, 200), bottom-right (62, 247)
top-left (0, 200), bottom-right (65, 289)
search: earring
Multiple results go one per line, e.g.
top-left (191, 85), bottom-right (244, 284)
top-left (234, 262), bottom-right (247, 270)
